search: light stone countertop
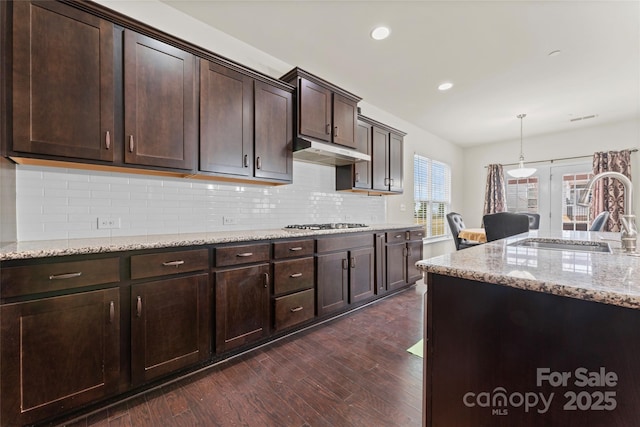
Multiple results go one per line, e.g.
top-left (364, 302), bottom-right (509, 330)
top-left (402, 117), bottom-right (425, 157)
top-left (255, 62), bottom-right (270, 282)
top-left (416, 230), bottom-right (640, 310)
top-left (0, 224), bottom-right (419, 261)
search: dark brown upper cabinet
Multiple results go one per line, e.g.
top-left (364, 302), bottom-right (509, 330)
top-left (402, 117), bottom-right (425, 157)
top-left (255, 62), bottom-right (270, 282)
top-left (11, 1), bottom-right (115, 162)
top-left (200, 61), bottom-right (293, 184)
top-left (336, 118), bottom-right (373, 192)
top-left (200, 61), bottom-right (254, 177)
top-left (124, 30), bottom-right (197, 171)
top-left (254, 81), bottom-right (293, 182)
top-left (281, 67), bottom-right (361, 150)
top-left (337, 115), bottom-right (405, 194)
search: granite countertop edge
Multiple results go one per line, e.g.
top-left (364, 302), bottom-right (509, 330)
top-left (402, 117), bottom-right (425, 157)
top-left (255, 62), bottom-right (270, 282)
top-left (0, 224), bottom-right (420, 261)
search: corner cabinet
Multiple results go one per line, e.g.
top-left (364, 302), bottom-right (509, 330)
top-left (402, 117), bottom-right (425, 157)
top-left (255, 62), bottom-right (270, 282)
top-left (200, 60), bottom-right (293, 184)
top-left (0, 257), bottom-right (122, 427)
top-left (281, 67), bottom-right (361, 149)
top-left (10, 0), bottom-right (115, 162)
top-left (336, 115), bottom-right (406, 195)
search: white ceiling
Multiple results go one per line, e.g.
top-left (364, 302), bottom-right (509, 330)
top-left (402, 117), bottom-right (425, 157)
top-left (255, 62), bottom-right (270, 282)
top-left (161, 0), bottom-right (640, 147)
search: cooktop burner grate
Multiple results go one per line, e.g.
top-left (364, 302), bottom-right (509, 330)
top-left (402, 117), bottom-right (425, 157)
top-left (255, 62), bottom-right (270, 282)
top-left (285, 223), bottom-right (369, 230)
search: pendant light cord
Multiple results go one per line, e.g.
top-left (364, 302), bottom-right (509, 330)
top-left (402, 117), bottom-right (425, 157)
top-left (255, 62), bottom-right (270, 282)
top-left (518, 113), bottom-right (526, 161)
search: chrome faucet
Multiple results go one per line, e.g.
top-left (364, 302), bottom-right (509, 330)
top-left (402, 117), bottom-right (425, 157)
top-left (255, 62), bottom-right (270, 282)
top-left (578, 171), bottom-right (637, 253)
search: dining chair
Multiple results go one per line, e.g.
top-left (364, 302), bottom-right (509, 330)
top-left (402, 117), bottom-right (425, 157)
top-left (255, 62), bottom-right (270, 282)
top-left (446, 212), bottom-right (482, 250)
top-left (517, 212), bottom-right (540, 230)
top-left (589, 211), bottom-right (610, 231)
top-left (483, 212), bottom-right (530, 242)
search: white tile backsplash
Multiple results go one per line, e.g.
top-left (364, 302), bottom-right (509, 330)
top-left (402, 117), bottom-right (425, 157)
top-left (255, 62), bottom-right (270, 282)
top-left (15, 161), bottom-right (386, 241)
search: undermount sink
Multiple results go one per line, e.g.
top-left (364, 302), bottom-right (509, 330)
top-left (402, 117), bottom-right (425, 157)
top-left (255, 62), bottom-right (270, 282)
top-left (508, 238), bottom-right (612, 253)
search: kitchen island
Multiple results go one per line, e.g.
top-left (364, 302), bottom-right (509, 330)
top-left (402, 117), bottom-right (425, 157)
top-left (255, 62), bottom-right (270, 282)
top-left (417, 230), bottom-right (640, 427)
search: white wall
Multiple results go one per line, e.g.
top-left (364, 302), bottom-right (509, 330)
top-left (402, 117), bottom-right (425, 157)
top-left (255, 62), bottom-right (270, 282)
top-left (462, 119), bottom-right (640, 229)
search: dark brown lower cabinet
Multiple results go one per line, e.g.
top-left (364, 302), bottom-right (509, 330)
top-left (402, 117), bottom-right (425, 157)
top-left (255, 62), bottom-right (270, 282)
top-left (130, 274), bottom-right (210, 385)
top-left (0, 288), bottom-right (120, 427)
top-left (214, 263), bottom-right (270, 353)
top-left (386, 229), bottom-right (425, 292)
top-left (317, 251), bottom-right (349, 316)
top-left (316, 234), bottom-right (375, 316)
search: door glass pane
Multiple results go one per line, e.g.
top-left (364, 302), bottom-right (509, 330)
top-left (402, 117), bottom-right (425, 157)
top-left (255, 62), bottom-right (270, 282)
top-left (562, 173), bottom-right (593, 231)
top-left (506, 178), bottom-right (538, 213)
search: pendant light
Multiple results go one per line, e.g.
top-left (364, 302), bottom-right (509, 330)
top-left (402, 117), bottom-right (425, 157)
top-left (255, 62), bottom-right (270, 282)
top-left (507, 114), bottom-right (536, 178)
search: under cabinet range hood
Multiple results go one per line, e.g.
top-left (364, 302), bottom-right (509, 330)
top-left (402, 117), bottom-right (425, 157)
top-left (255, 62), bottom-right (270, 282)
top-left (293, 137), bottom-right (370, 166)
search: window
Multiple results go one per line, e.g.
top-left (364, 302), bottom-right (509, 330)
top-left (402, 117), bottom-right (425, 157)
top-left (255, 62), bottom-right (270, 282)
top-left (414, 155), bottom-right (451, 239)
top-left (561, 172), bottom-right (593, 231)
top-left (506, 177), bottom-right (538, 213)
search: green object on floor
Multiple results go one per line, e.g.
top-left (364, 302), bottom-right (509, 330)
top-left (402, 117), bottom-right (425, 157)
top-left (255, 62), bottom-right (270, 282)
top-left (407, 339), bottom-right (423, 358)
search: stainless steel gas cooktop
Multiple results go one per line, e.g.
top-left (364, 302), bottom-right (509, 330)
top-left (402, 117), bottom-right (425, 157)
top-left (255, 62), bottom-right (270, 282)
top-left (284, 223), bottom-right (368, 230)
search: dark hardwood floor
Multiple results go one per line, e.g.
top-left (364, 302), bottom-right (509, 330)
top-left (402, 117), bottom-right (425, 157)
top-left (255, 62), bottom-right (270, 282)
top-left (62, 283), bottom-right (425, 427)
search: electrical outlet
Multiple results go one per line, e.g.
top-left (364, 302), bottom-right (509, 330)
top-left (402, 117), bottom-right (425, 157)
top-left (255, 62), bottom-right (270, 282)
top-left (97, 217), bottom-right (121, 229)
top-left (223, 216), bottom-right (237, 225)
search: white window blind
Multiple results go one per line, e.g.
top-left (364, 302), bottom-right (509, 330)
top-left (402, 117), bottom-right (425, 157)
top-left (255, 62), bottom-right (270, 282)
top-left (414, 155), bottom-right (451, 238)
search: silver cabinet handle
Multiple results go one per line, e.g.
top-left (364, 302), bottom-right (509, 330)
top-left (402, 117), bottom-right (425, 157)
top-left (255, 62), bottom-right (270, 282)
top-left (355, 172), bottom-right (360, 183)
top-left (162, 260), bottom-right (185, 267)
top-left (256, 156), bottom-right (262, 170)
top-left (244, 154), bottom-right (249, 168)
top-left (109, 301), bottom-right (115, 323)
top-left (105, 131), bottom-right (111, 150)
top-left (351, 257), bottom-right (356, 268)
top-left (325, 123), bottom-right (331, 135)
top-left (264, 272), bottom-right (270, 288)
top-left (236, 252), bottom-right (253, 257)
top-left (290, 306), bottom-right (303, 313)
top-left (288, 247), bottom-right (303, 251)
top-left (384, 178), bottom-right (390, 186)
top-left (395, 234), bottom-right (403, 239)
top-left (334, 126), bottom-right (338, 137)
top-left (49, 272), bottom-right (82, 280)
top-left (136, 296), bottom-right (142, 317)
top-left (129, 135), bottom-right (135, 152)
top-left (342, 259), bottom-right (348, 270)
top-left (290, 273), bottom-right (303, 278)
top-left (390, 178), bottom-right (394, 186)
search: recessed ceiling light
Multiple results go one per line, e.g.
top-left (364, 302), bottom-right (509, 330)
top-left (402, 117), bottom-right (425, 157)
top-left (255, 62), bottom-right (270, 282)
top-left (371, 26), bottom-right (390, 40)
top-left (548, 50), bottom-right (561, 57)
top-left (438, 82), bottom-right (453, 91)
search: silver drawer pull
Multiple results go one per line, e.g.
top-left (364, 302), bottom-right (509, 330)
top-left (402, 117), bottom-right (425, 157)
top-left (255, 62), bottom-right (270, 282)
top-left (288, 247), bottom-right (303, 251)
top-left (162, 260), bottom-right (185, 267)
top-left (49, 272), bottom-right (82, 280)
top-left (290, 306), bottom-right (303, 313)
top-left (395, 234), bottom-right (403, 239)
top-left (105, 131), bottom-right (111, 150)
top-left (109, 301), bottom-right (115, 323)
top-left (237, 252), bottom-right (253, 257)
top-left (290, 273), bottom-right (303, 278)
top-left (136, 296), bottom-right (142, 317)
top-left (129, 135), bottom-right (134, 152)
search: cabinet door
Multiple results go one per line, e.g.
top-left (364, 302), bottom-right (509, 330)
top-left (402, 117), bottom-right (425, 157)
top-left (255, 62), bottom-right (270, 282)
top-left (298, 77), bottom-right (332, 142)
top-left (386, 243), bottom-right (407, 291)
top-left (354, 120), bottom-right (373, 189)
top-left (350, 246), bottom-right (375, 303)
top-left (316, 251), bottom-right (349, 316)
top-left (372, 126), bottom-right (390, 191)
top-left (124, 30), bottom-right (196, 170)
top-left (214, 264), bottom-right (270, 353)
top-left (407, 240), bottom-right (423, 285)
top-left (389, 132), bottom-right (404, 193)
top-left (131, 274), bottom-right (210, 385)
top-left (1, 289), bottom-right (120, 426)
top-left (200, 60), bottom-right (253, 176)
top-left (254, 81), bottom-right (293, 182)
top-left (332, 93), bottom-right (358, 149)
top-left (12, 1), bottom-right (114, 161)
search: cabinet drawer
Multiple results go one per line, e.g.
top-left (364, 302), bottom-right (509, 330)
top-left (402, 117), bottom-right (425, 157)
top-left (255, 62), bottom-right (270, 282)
top-left (409, 229), bottom-right (425, 241)
top-left (316, 233), bottom-right (373, 253)
top-left (386, 230), bottom-right (408, 243)
top-left (274, 288), bottom-right (315, 330)
top-left (131, 249), bottom-right (209, 280)
top-left (273, 257), bottom-right (314, 295)
top-left (272, 239), bottom-right (314, 259)
top-left (1, 258), bottom-right (120, 298)
top-left (215, 243), bottom-right (270, 267)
